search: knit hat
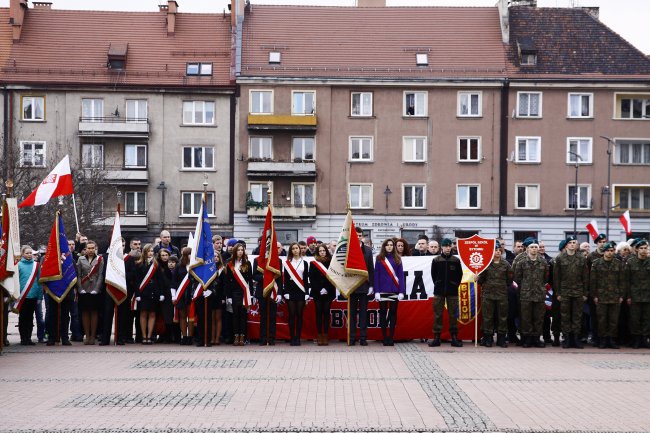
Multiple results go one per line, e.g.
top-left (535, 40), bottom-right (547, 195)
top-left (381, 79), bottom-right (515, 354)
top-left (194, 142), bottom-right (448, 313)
top-left (227, 238), bottom-right (239, 247)
top-left (306, 236), bottom-right (317, 245)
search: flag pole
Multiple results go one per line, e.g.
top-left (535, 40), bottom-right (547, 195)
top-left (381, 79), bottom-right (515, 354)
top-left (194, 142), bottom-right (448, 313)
top-left (114, 305), bottom-right (118, 346)
top-left (0, 290), bottom-right (4, 354)
top-left (474, 282), bottom-right (478, 347)
top-left (202, 175), bottom-right (208, 347)
top-left (345, 180), bottom-right (352, 347)
top-left (266, 182), bottom-right (272, 346)
top-left (71, 194), bottom-right (80, 234)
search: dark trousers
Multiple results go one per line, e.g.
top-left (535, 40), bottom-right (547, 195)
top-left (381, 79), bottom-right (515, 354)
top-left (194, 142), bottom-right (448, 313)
top-left (222, 304), bottom-right (234, 343)
top-left (543, 295), bottom-right (561, 340)
top-left (18, 298), bottom-right (37, 342)
top-left (69, 298), bottom-right (82, 340)
top-left (433, 295), bottom-right (459, 334)
top-left (520, 300), bottom-right (545, 336)
top-left (194, 297), bottom-right (212, 345)
top-left (482, 297), bottom-right (508, 335)
top-left (46, 295), bottom-right (72, 342)
top-left (561, 296), bottom-right (583, 334)
top-left (259, 296), bottom-right (277, 342)
top-left (379, 300), bottom-right (398, 338)
top-left (101, 293), bottom-right (131, 344)
top-left (314, 298), bottom-right (332, 334)
top-left (597, 303), bottom-right (620, 338)
top-left (287, 300), bottom-right (305, 341)
top-left (35, 300), bottom-right (45, 341)
top-left (233, 303), bottom-right (248, 336)
top-left (507, 285), bottom-right (520, 339)
top-left (348, 293), bottom-right (368, 341)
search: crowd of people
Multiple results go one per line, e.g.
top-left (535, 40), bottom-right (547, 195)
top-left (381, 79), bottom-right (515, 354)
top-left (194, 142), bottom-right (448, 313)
top-left (6, 228), bottom-right (650, 350)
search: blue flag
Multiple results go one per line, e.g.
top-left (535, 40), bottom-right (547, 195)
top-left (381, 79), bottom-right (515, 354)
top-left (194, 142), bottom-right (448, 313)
top-left (189, 195), bottom-right (217, 288)
top-left (39, 211), bottom-right (78, 303)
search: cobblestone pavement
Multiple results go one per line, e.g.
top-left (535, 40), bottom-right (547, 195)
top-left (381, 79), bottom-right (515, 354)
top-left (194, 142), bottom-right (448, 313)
top-left (1, 331), bottom-right (649, 433)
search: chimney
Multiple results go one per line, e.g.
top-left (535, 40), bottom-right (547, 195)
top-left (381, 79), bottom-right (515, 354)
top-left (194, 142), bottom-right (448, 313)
top-left (164, 0), bottom-right (178, 36)
top-left (9, 0), bottom-right (28, 42)
top-left (497, 0), bottom-right (509, 44)
top-left (32, 2), bottom-right (52, 9)
top-left (356, 0), bottom-right (386, 7)
top-left (230, 0), bottom-right (246, 28)
top-left (581, 7), bottom-right (599, 20)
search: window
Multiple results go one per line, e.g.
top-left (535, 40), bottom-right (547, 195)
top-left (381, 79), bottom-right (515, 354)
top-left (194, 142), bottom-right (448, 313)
top-left (21, 96), bottom-right (45, 121)
top-left (515, 137), bottom-right (541, 163)
top-left (567, 185), bottom-right (591, 210)
top-left (517, 92), bottom-right (542, 118)
top-left (515, 184), bottom-right (540, 209)
top-left (404, 91), bottom-right (427, 116)
top-left (186, 62), bottom-right (212, 76)
top-left (183, 101), bottom-right (215, 125)
top-left (292, 91), bottom-right (315, 115)
top-left (564, 231), bottom-right (591, 245)
top-left (567, 138), bottom-right (592, 164)
top-left (182, 146), bottom-right (214, 170)
top-left (292, 137), bottom-right (315, 161)
top-left (82, 144), bottom-right (104, 169)
top-left (249, 182), bottom-right (270, 203)
top-left (617, 94), bottom-right (650, 119)
top-left (126, 100), bottom-right (147, 122)
top-left (456, 184), bottom-right (480, 209)
top-left (292, 183), bottom-right (315, 207)
top-left (615, 141), bottom-right (650, 165)
top-left (20, 141), bottom-right (46, 167)
top-left (269, 51), bottom-right (281, 64)
top-left (124, 144), bottom-right (147, 168)
top-left (520, 53), bottom-right (537, 66)
top-left (401, 230), bottom-right (425, 246)
top-left (182, 192), bottom-right (215, 216)
top-left (458, 91), bottom-right (481, 117)
top-left (249, 137), bottom-right (272, 160)
top-left (349, 137), bottom-right (373, 161)
top-left (351, 92), bottom-right (372, 117)
top-left (568, 93), bottom-right (593, 118)
top-left (402, 137), bottom-right (426, 162)
top-left (250, 90), bottom-right (273, 114)
top-left (403, 184), bottom-right (425, 209)
top-left (125, 191), bottom-right (146, 215)
top-left (615, 186), bottom-right (650, 211)
top-left (514, 231), bottom-right (539, 244)
top-left (349, 184), bottom-right (372, 209)
top-left (82, 98), bottom-right (104, 121)
top-left (455, 230), bottom-right (479, 239)
top-left (458, 137), bottom-right (481, 162)
top-left (415, 53), bottom-right (428, 66)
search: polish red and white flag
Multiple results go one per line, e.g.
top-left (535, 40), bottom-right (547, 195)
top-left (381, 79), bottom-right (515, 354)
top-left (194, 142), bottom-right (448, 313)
top-left (586, 220), bottom-right (599, 241)
top-left (619, 210), bottom-right (632, 236)
top-left (18, 155), bottom-right (74, 208)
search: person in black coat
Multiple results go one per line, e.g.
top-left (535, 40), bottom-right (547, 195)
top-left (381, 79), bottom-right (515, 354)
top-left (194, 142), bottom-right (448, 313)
top-left (349, 226), bottom-right (375, 346)
top-left (309, 244), bottom-right (335, 345)
top-left (172, 248), bottom-right (193, 345)
top-left (156, 250), bottom-right (174, 343)
top-left (135, 244), bottom-right (166, 344)
top-left (281, 242), bottom-right (310, 346)
top-left (429, 238), bottom-right (464, 348)
top-left (209, 252), bottom-right (226, 345)
top-left (224, 243), bottom-right (253, 346)
top-left (252, 243), bottom-right (284, 346)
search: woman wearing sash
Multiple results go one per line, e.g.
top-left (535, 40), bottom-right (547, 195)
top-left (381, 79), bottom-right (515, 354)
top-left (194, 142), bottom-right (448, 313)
top-left (17, 246), bottom-right (42, 345)
top-left (282, 242), bottom-right (310, 346)
top-left (374, 239), bottom-right (406, 346)
top-left (210, 251), bottom-right (226, 345)
top-left (135, 244), bottom-right (163, 344)
top-left (309, 244), bottom-right (335, 346)
top-left (225, 243), bottom-right (253, 346)
top-left (76, 240), bottom-right (104, 345)
top-left (173, 248), bottom-right (194, 345)
top-left (156, 249), bottom-right (174, 343)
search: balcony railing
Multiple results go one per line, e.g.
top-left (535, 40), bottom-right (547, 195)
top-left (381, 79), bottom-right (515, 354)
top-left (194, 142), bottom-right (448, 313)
top-left (247, 204), bottom-right (316, 220)
top-left (247, 159), bottom-right (316, 177)
top-left (96, 210), bottom-right (148, 227)
top-left (78, 116), bottom-right (149, 137)
top-left (247, 114), bottom-right (317, 131)
top-left (83, 165), bottom-right (148, 185)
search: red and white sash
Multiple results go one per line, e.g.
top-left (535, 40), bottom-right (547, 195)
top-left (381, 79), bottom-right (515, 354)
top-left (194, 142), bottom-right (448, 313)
top-left (15, 262), bottom-right (39, 313)
top-left (173, 273), bottom-right (190, 306)
top-left (81, 255), bottom-right (103, 285)
top-left (229, 262), bottom-right (252, 307)
top-left (380, 258), bottom-right (400, 288)
top-left (285, 259), bottom-right (306, 293)
top-left (310, 260), bottom-right (328, 278)
top-left (132, 259), bottom-right (157, 311)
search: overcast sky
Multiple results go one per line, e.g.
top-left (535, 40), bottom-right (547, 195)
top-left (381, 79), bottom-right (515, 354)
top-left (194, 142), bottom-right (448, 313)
top-left (1, 0), bottom-right (648, 54)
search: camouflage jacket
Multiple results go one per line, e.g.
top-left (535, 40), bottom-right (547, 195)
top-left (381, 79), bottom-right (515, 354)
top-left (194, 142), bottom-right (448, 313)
top-left (514, 255), bottom-right (549, 302)
top-left (624, 255), bottom-right (650, 302)
top-left (477, 260), bottom-right (512, 300)
top-left (589, 257), bottom-right (623, 303)
top-left (553, 252), bottom-right (588, 298)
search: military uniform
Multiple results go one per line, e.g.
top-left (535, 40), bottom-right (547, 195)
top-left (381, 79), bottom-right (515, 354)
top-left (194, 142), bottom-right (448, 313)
top-left (553, 251), bottom-right (589, 347)
top-left (590, 257), bottom-right (623, 347)
top-left (514, 255), bottom-right (549, 347)
top-left (585, 249), bottom-right (605, 344)
top-left (477, 259), bottom-right (512, 347)
top-left (624, 254), bottom-right (650, 348)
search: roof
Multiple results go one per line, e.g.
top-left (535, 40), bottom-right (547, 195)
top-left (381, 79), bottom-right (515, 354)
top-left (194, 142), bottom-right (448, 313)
top-left (0, 7), bottom-right (234, 88)
top-left (240, 6), bottom-right (508, 81)
top-left (506, 6), bottom-right (650, 80)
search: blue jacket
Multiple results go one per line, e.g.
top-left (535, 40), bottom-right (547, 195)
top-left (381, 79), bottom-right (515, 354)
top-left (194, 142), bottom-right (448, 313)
top-left (373, 255), bottom-right (406, 295)
top-left (19, 258), bottom-right (43, 300)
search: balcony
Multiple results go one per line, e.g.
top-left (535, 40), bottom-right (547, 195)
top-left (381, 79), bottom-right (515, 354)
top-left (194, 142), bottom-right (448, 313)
top-left (85, 166), bottom-right (148, 185)
top-left (97, 211), bottom-right (148, 228)
top-left (247, 204), bottom-right (316, 221)
top-left (78, 116), bottom-right (149, 138)
top-left (247, 114), bottom-right (317, 131)
top-left (247, 159), bottom-right (316, 177)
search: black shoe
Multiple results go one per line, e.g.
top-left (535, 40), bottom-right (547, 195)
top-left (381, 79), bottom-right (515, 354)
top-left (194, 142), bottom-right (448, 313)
top-left (450, 334), bottom-right (463, 347)
top-left (485, 336), bottom-right (494, 348)
top-left (522, 336), bottom-right (531, 348)
top-left (574, 338), bottom-right (584, 349)
top-left (609, 338), bottom-right (620, 349)
top-left (534, 337), bottom-right (545, 348)
top-left (62, 340), bottom-right (72, 346)
top-left (359, 339), bottom-right (368, 346)
top-left (259, 340), bottom-right (267, 346)
top-left (46, 340), bottom-right (55, 346)
top-left (349, 339), bottom-right (356, 346)
top-left (428, 337), bottom-right (441, 347)
top-left (268, 338), bottom-right (275, 346)
top-left (553, 335), bottom-right (561, 347)
top-left (98, 341), bottom-right (109, 346)
top-left (642, 337), bottom-right (650, 349)
top-left (496, 334), bottom-right (508, 348)
top-left (562, 338), bottom-right (571, 349)
top-left (125, 338), bottom-right (135, 344)
top-left (386, 338), bottom-right (394, 346)
top-left (70, 336), bottom-right (83, 342)
top-left (117, 340), bottom-right (125, 346)
top-left (508, 334), bottom-right (520, 346)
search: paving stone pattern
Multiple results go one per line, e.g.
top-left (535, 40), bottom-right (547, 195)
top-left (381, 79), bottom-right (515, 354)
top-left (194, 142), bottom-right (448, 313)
top-left (130, 358), bottom-right (257, 369)
top-left (56, 391), bottom-right (232, 408)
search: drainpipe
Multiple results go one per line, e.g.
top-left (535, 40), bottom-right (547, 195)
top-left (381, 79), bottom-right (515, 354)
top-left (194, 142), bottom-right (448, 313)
top-left (498, 79), bottom-right (510, 237)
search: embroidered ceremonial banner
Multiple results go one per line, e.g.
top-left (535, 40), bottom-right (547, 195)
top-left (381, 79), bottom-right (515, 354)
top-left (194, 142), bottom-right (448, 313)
top-left (188, 195), bottom-right (216, 289)
top-left (326, 211), bottom-right (368, 298)
top-left (457, 235), bottom-right (495, 276)
top-left (0, 198), bottom-right (21, 299)
top-left (105, 209), bottom-right (127, 305)
top-left (39, 211), bottom-right (77, 303)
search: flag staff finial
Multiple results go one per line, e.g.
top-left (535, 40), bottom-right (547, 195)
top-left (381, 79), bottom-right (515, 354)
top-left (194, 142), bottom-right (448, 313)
top-left (202, 173), bottom-right (208, 194)
top-left (267, 180), bottom-right (272, 208)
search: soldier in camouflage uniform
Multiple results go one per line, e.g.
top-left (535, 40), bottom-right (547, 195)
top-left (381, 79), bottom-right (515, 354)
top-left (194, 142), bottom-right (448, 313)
top-left (478, 242), bottom-right (513, 348)
top-left (590, 242), bottom-right (624, 349)
top-left (585, 233), bottom-right (608, 346)
top-left (554, 236), bottom-right (589, 349)
top-left (514, 241), bottom-right (549, 348)
top-left (624, 239), bottom-right (650, 349)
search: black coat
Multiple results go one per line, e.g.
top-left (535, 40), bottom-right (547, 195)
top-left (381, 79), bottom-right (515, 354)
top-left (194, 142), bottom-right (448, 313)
top-left (308, 259), bottom-right (335, 301)
top-left (281, 259), bottom-right (310, 301)
top-left (225, 261), bottom-right (253, 306)
top-left (430, 253), bottom-right (463, 297)
top-left (354, 244), bottom-right (375, 296)
top-left (252, 258), bottom-right (284, 299)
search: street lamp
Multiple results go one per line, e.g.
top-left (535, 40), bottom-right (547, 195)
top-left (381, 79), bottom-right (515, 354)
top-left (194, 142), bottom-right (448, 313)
top-left (600, 136), bottom-right (614, 239)
top-left (383, 185), bottom-right (392, 212)
top-left (568, 150), bottom-right (583, 237)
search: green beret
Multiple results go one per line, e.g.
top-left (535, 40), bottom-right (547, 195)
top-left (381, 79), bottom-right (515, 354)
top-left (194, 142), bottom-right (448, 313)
top-left (602, 242), bottom-right (615, 251)
top-left (441, 238), bottom-right (452, 247)
top-left (558, 240), bottom-right (568, 251)
top-left (595, 234), bottom-right (607, 242)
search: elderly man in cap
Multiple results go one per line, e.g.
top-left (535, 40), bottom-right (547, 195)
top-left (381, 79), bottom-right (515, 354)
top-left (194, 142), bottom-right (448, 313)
top-left (429, 238), bottom-right (464, 347)
top-left (624, 239), bottom-right (650, 348)
top-left (514, 239), bottom-right (549, 348)
top-left (590, 242), bottom-right (624, 349)
top-left (554, 235), bottom-right (589, 348)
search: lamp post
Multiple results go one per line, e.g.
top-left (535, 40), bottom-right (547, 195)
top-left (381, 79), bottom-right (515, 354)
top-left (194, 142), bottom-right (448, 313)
top-left (600, 136), bottom-right (614, 239)
top-left (157, 181), bottom-right (167, 229)
top-left (383, 185), bottom-right (392, 212)
top-left (568, 150), bottom-right (583, 237)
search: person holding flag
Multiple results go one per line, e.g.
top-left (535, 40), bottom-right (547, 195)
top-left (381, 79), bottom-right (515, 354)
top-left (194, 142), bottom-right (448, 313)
top-left (17, 246), bottom-right (42, 345)
top-left (373, 239), bottom-right (406, 346)
top-left (225, 243), bottom-right (253, 346)
top-left (75, 240), bottom-right (104, 345)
